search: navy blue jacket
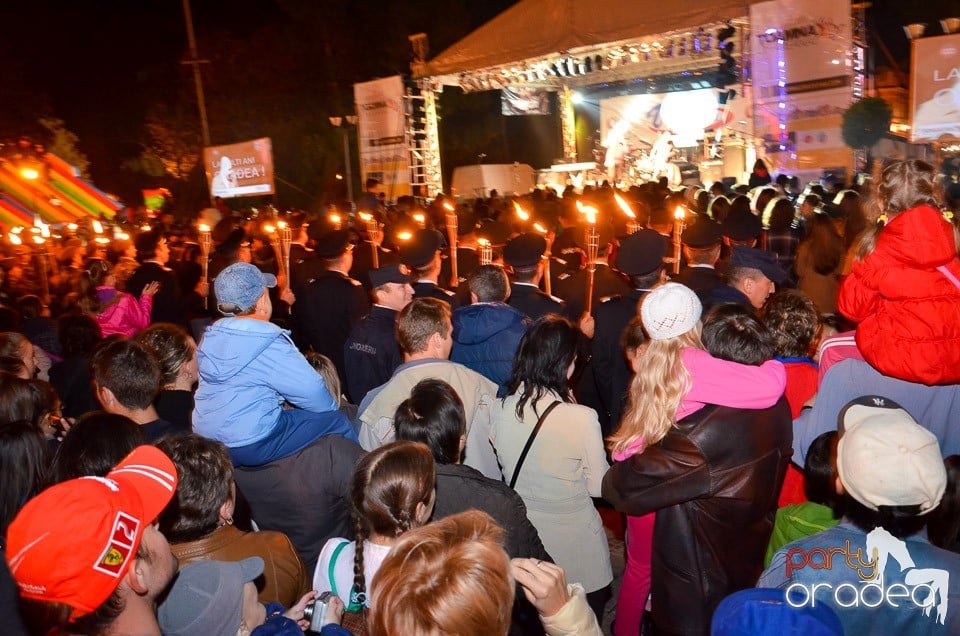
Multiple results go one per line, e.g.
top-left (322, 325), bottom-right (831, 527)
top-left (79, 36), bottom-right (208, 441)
top-left (343, 305), bottom-right (402, 405)
top-left (451, 302), bottom-right (529, 395)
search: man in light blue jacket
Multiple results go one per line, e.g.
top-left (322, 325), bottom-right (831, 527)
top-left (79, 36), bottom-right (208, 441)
top-left (193, 262), bottom-right (358, 467)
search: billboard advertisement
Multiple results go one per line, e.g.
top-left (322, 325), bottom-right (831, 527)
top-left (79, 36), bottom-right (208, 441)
top-left (354, 75), bottom-right (411, 198)
top-left (751, 0), bottom-right (854, 175)
top-left (910, 33), bottom-right (960, 143)
top-left (203, 138), bottom-right (275, 199)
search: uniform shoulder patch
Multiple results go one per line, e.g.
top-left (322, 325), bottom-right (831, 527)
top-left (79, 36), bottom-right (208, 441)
top-left (349, 277), bottom-right (363, 286)
top-left (600, 294), bottom-right (622, 304)
top-left (443, 288), bottom-right (455, 296)
top-left (549, 294), bottom-right (566, 304)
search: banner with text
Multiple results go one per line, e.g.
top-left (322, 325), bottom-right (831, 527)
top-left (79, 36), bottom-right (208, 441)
top-left (751, 0), bottom-right (854, 175)
top-left (203, 138), bottom-right (275, 199)
top-left (354, 75), bottom-right (411, 197)
top-left (910, 33), bottom-right (960, 143)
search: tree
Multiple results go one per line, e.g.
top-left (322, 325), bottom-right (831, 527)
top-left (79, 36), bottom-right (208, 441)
top-left (38, 117), bottom-right (90, 178)
top-left (842, 97), bottom-right (893, 170)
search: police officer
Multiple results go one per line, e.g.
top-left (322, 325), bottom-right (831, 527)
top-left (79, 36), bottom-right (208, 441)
top-left (592, 229), bottom-right (668, 434)
top-left (670, 217), bottom-right (723, 304)
top-left (343, 263), bottom-right (413, 404)
top-left (294, 229), bottom-right (370, 383)
top-left (287, 212), bottom-right (325, 298)
top-left (401, 229), bottom-right (460, 310)
top-left (503, 232), bottom-right (566, 320)
top-left (553, 221), bottom-right (630, 321)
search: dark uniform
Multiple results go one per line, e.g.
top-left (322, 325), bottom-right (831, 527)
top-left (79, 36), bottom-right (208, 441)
top-left (343, 305), bottom-right (402, 404)
top-left (293, 230), bottom-right (370, 383)
top-left (592, 289), bottom-right (644, 434)
top-left (591, 229), bottom-right (669, 434)
top-left (503, 233), bottom-right (566, 320)
top-left (288, 243), bottom-right (325, 298)
top-left (401, 229), bottom-right (460, 310)
top-left (413, 280), bottom-right (460, 309)
top-left (554, 262), bottom-right (630, 321)
top-left (127, 230), bottom-right (187, 328)
top-left (507, 282), bottom-right (565, 320)
top-left (671, 217), bottom-right (724, 305)
top-left (349, 242), bottom-right (399, 290)
top-left (670, 266), bottom-right (722, 303)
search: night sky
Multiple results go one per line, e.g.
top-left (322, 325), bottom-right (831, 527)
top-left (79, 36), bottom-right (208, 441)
top-left (0, 0), bottom-right (954, 207)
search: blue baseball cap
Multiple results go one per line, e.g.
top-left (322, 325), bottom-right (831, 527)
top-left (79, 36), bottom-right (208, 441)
top-left (215, 262), bottom-right (276, 314)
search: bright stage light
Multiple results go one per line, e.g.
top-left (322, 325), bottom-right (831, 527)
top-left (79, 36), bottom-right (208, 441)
top-left (660, 89), bottom-right (719, 146)
top-left (571, 92), bottom-right (584, 105)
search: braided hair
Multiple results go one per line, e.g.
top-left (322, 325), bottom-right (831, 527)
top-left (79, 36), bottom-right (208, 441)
top-left (350, 440), bottom-right (436, 608)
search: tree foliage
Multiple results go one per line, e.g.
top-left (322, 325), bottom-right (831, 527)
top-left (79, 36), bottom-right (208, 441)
top-left (842, 97), bottom-right (893, 152)
top-left (38, 117), bottom-right (90, 178)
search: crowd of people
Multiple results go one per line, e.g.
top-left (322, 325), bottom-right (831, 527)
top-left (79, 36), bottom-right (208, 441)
top-left (2, 159), bottom-right (960, 635)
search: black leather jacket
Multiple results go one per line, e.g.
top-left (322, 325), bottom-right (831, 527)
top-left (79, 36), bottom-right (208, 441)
top-left (602, 399), bottom-right (793, 636)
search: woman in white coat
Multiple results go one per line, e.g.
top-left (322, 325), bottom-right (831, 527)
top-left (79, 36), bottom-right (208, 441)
top-left (490, 315), bottom-right (612, 620)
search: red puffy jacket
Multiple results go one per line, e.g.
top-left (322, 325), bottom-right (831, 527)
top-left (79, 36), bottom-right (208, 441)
top-left (838, 204), bottom-right (960, 385)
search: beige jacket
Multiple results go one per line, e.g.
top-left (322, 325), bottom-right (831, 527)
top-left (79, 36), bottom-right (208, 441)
top-left (541, 583), bottom-right (604, 636)
top-left (358, 359), bottom-right (499, 479)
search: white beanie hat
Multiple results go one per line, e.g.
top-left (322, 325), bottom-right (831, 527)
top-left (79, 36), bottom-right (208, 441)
top-left (641, 283), bottom-right (702, 340)
top-left (837, 396), bottom-right (946, 514)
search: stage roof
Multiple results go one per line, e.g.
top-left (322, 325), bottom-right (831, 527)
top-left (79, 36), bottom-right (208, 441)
top-left (418, 0), bottom-right (765, 78)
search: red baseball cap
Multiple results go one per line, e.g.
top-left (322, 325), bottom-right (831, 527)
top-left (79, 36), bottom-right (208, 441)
top-left (6, 445), bottom-right (178, 619)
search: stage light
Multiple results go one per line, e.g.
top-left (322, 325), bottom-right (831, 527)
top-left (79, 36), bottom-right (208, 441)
top-left (571, 91), bottom-right (584, 104)
top-left (903, 23), bottom-right (925, 40)
top-left (555, 60), bottom-right (567, 76)
top-left (566, 57), bottom-right (578, 76)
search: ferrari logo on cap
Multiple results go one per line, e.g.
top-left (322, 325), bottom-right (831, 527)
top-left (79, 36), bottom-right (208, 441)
top-left (93, 512), bottom-right (139, 577)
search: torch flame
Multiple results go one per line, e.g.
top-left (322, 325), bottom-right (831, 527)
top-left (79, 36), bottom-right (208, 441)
top-left (33, 236), bottom-right (45, 245)
top-left (264, 224), bottom-right (276, 234)
top-left (513, 202), bottom-right (530, 221)
top-left (67, 223), bottom-right (78, 231)
top-left (397, 231), bottom-right (413, 241)
top-left (533, 222), bottom-right (547, 234)
top-left (277, 220), bottom-right (287, 229)
top-left (674, 205), bottom-right (686, 220)
top-left (477, 238), bottom-right (490, 246)
top-left (329, 214), bottom-right (341, 226)
top-left (413, 213), bottom-right (426, 226)
top-left (198, 223), bottom-right (210, 233)
top-left (358, 212), bottom-right (372, 222)
top-left (442, 201), bottom-right (455, 211)
top-left (93, 220), bottom-right (104, 234)
top-left (614, 194), bottom-right (636, 219)
top-left (9, 234), bottom-right (21, 245)
top-left (117, 232), bottom-right (130, 241)
top-left (581, 204), bottom-right (598, 225)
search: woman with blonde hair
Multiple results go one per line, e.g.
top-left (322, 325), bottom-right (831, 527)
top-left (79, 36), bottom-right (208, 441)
top-left (607, 283), bottom-right (786, 636)
top-left (313, 440), bottom-right (436, 616)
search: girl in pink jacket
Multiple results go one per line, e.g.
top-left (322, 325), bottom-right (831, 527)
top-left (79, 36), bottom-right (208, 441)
top-left (78, 258), bottom-right (159, 338)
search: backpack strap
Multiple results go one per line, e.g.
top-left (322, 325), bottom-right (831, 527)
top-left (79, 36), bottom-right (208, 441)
top-left (327, 540), bottom-right (364, 612)
top-left (509, 400), bottom-right (561, 490)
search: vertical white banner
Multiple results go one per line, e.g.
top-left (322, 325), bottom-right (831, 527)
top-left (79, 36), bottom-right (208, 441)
top-left (751, 0), bottom-right (854, 177)
top-left (354, 76), bottom-right (411, 198)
